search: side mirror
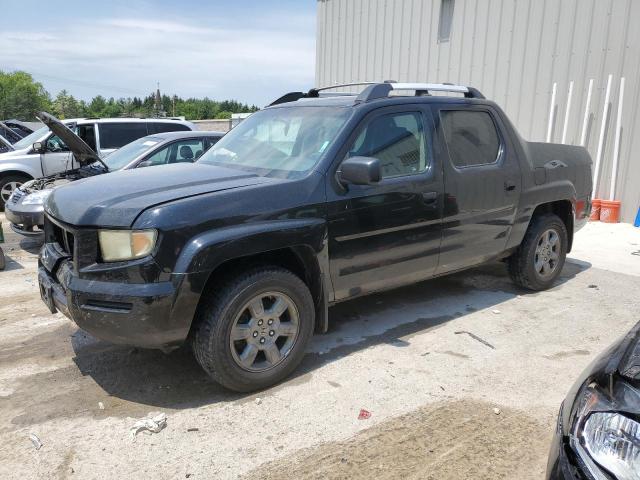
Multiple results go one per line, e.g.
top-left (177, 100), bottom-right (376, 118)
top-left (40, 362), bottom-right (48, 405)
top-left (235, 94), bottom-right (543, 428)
top-left (137, 160), bottom-right (153, 168)
top-left (338, 156), bottom-right (381, 186)
top-left (32, 142), bottom-right (45, 154)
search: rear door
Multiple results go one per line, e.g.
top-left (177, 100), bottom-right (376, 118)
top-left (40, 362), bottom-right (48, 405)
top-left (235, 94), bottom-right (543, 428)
top-left (434, 105), bottom-right (521, 274)
top-left (327, 105), bottom-right (443, 300)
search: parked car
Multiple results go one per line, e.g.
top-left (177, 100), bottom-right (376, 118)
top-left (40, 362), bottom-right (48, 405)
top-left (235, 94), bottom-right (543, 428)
top-left (0, 134), bottom-right (12, 154)
top-left (0, 121), bottom-right (26, 145)
top-left (38, 82), bottom-right (592, 392)
top-left (6, 112), bottom-right (223, 237)
top-left (546, 321), bottom-right (640, 480)
top-left (0, 115), bottom-right (195, 207)
top-left (2, 119), bottom-right (42, 138)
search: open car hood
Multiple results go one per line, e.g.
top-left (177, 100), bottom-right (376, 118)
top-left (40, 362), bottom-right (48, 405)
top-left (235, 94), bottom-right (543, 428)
top-left (36, 112), bottom-right (107, 169)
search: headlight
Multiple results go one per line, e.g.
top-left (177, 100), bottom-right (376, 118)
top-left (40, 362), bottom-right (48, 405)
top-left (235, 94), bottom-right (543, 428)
top-left (22, 189), bottom-right (53, 205)
top-left (98, 229), bottom-right (157, 262)
top-left (570, 382), bottom-right (640, 480)
top-left (583, 412), bottom-right (640, 479)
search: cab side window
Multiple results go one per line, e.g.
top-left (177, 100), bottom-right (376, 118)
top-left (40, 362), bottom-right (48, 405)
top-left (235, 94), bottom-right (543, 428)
top-left (99, 123), bottom-right (149, 149)
top-left (142, 139), bottom-right (206, 167)
top-left (346, 112), bottom-right (428, 179)
top-left (440, 110), bottom-right (500, 168)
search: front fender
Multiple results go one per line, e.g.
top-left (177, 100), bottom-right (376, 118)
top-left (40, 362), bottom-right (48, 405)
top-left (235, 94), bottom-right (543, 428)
top-left (0, 162), bottom-right (39, 179)
top-left (168, 218), bottom-right (331, 337)
top-left (174, 218), bottom-right (328, 275)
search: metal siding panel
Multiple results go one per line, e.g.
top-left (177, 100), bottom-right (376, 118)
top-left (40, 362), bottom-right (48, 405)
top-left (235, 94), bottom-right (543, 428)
top-left (314, 0), bottom-right (640, 221)
top-left (492, 0), bottom-right (516, 109)
top-left (599, 0), bottom-right (632, 201)
top-left (472, 0), bottom-right (490, 89)
top-left (517, 0), bottom-right (546, 138)
top-left (618, 0), bottom-right (640, 222)
top-left (506, 0), bottom-right (533, 129)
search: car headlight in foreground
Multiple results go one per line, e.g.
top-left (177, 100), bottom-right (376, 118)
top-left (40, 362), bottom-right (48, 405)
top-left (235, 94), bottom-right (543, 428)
top-left (570, 381), bottom-right (640, 479)
top-left (98, 229), bottom-right (157, 262)
top-left (21, 189), bottom-right (54, 205)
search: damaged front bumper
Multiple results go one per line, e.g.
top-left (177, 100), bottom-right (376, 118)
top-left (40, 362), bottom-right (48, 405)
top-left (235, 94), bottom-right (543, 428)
top-left (37, 216), bottom-right (204, 350)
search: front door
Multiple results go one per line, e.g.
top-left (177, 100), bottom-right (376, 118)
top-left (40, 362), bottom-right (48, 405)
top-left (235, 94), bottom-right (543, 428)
top-left (434, 106), bottom-right (521, 274)
top-left (327, 105), bottom-right (443, 301)
top-left (41, 133), bottom-right (72, 176)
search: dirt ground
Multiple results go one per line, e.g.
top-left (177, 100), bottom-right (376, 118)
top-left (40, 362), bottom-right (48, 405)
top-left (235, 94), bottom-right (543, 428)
top-left (1, 214), bottom-right (639, 480)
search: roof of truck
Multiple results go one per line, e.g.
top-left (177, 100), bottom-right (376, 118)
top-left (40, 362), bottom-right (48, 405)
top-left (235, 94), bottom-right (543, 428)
top-left (267, 82), bottom-right (489, 109)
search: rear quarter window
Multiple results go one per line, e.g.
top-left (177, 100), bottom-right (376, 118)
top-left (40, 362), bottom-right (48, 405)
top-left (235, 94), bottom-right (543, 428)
top-left (98, 123), bottom-right (149, 149)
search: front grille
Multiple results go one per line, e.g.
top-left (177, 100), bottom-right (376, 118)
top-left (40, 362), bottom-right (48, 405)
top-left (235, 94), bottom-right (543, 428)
top-left (51, 221), bottom-right (75, 257)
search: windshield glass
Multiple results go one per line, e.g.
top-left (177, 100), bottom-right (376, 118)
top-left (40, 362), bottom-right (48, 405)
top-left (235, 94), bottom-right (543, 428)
top-left (197, 106), bottom-right (351, 178)
top-left (102, 136), bottom-right (162, 170)
top-left (12, 126), bottom-right (49, 150)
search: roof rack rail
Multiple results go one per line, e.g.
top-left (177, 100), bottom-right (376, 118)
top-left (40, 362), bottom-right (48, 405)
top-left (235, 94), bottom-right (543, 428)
top-left (268, 82), bottom-right (485, 106)
top-left (356, 82), bottom-right (485, 102)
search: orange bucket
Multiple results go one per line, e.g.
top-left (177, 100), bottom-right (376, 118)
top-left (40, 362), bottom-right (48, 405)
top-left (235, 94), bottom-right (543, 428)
top-left (590, 199), bottom-right (601, 221)
top-left (600, 200), bottom-right (621, 223)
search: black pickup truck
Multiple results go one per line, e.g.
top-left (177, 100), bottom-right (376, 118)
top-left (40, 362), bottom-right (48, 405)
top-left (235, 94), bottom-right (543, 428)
top-left (38, 82), bottom-right (592, 392)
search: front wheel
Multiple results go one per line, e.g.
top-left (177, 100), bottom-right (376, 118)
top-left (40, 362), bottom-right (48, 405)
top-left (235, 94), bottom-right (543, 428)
top-left (508, 213), bottom-right (568, 291)
top-left (0, 174), bottom-right (30, 209)
top-left (192, 266), bottom-right (315, 392)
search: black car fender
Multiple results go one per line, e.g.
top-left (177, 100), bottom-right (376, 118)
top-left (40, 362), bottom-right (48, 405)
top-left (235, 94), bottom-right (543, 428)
top-left (506, 179), bottom-right (579, 252)
top-left (171, 217), bottom-right (332, 332)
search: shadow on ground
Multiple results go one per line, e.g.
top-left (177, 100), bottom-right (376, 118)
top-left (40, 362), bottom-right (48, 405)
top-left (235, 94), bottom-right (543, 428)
top-left (67, 259), bottom-right (590, 411)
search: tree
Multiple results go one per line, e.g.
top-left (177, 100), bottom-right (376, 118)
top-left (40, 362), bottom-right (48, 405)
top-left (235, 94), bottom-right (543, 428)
top-left (52, 90), bottom-right (84, 119)
top-left (87, 95), bottom-right (107, 117)
top-left (0, 70), bottom-right (51, 120)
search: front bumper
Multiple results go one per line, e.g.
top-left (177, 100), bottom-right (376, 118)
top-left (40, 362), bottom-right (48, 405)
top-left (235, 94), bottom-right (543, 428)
top-left (546, 407), bottom-right (582, 479)
top-left (5, 200), bottom-right (45, 237)
top-left (38, 221), bottom-right (201, 349)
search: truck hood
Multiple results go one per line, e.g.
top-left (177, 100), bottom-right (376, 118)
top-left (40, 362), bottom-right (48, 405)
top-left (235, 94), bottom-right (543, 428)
top-left (45, 163), bottom-right (272, 227)
top-left (37, 112), bottom-right (106, 168)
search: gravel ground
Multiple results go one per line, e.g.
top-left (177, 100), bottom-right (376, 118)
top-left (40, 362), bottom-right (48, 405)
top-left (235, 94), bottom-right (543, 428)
top-left (0, 214), bottom-right (638, 480)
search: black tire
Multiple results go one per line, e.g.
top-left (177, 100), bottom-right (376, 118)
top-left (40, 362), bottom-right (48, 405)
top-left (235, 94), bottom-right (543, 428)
top-left (0, 174), bottom-right (30, 209)
top-left (192, 266), bottom-right (315, 392)
top-left (508, 213), bottom-right (568, 291)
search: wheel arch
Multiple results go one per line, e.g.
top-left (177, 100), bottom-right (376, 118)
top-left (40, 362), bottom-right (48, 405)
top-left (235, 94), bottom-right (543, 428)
top-left (530, 200), bottom-right (574, 252)
top-left (0, 169), bottom-right (34, 181)
top-left (175, 219), bottom-right (331, 337)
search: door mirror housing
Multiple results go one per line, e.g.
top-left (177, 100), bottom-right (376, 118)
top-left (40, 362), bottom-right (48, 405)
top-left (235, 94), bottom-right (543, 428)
top-left (137, 160), bottom-right (153, 168)
top-left (32, 142), bottom-right (45, 154)
top-left (338, 156), bottom-right (381, 186)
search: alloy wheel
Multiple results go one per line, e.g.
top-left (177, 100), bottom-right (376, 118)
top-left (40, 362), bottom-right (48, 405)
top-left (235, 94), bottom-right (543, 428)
top-left (534, 228), bottom-right (560, 279)
top-left (229, 292), bottom-right (300, 372)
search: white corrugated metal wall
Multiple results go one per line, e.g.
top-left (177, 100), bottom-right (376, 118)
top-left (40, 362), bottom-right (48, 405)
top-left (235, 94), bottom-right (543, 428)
top-left (316, 0), bottom-right (640, 223)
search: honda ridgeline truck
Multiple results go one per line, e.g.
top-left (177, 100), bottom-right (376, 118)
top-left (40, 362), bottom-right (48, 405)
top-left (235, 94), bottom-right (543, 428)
top-left (38, 83), bottom-right (592, 392)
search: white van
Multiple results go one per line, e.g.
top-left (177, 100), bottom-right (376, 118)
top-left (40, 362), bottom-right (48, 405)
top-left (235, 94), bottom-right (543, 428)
top-left (0, 117), bottom-right (195, 206)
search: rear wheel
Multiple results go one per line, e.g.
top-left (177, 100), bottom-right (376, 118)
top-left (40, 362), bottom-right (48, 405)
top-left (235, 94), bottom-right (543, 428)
top-left (192, 266), bottom-right (315, 392)
top-left (0, 174), bottom-right (30, 209)
top-left (508, 213), bottom-right (568, 290)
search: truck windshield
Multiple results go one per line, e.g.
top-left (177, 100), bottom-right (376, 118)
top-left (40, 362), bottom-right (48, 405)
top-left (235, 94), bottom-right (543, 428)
top-left (197, 106), bottom-right (350, 178)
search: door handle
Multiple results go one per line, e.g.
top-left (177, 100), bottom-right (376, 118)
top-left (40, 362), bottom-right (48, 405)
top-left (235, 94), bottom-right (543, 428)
top-left (422, 191), bottom-right (438, 204)
top-left (504, 181), bottom-right (517, 192)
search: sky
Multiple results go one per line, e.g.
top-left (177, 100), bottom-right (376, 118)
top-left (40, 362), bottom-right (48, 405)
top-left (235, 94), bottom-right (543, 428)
top-left (0, 0), bottom-right (317, 107)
